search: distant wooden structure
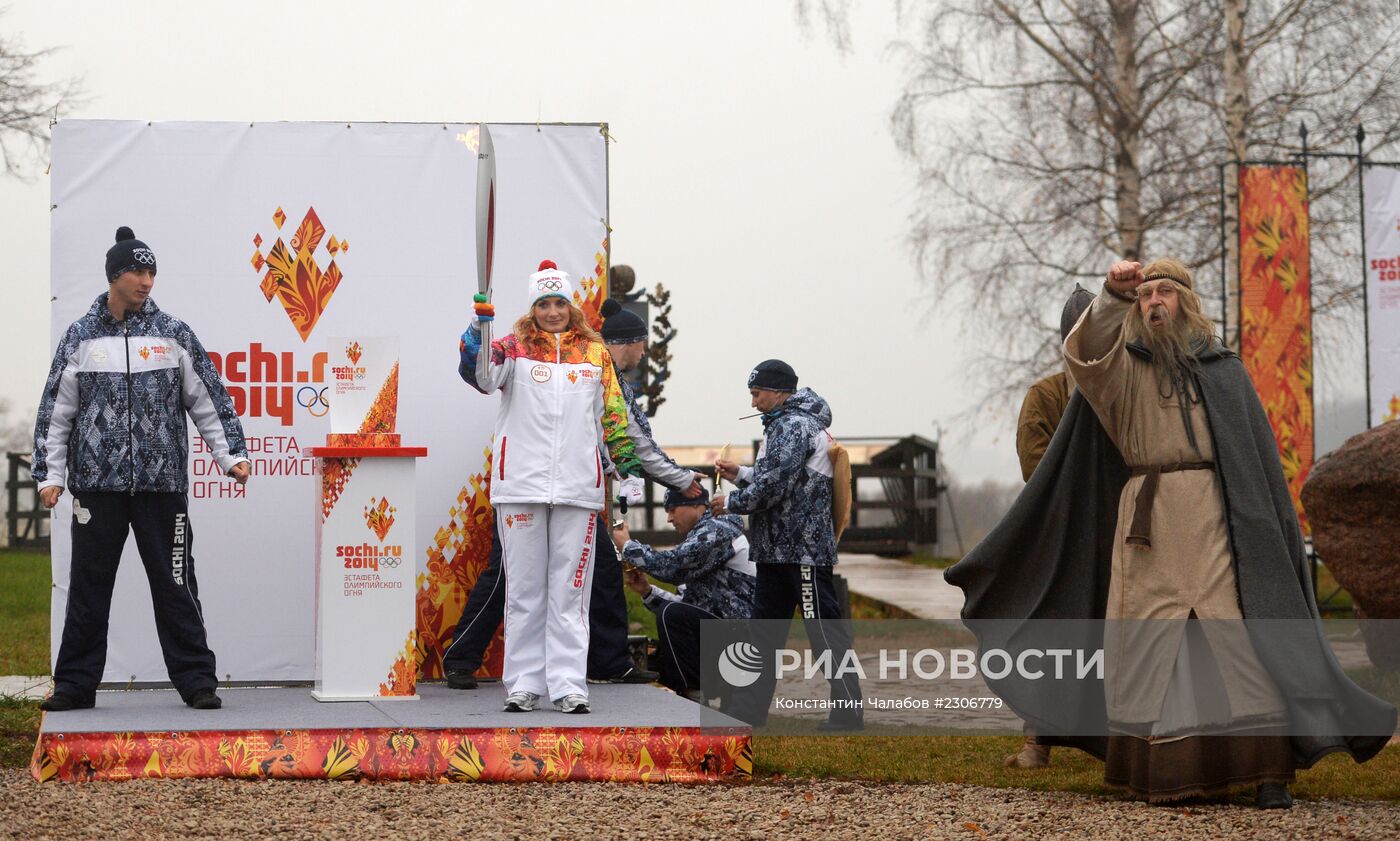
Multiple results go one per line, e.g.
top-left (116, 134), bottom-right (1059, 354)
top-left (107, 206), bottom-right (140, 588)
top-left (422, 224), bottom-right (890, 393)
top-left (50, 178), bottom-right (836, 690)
top-left (628, 435), bottom-right (940, 557)
top-left (5, 453), bottom-right (50, 549)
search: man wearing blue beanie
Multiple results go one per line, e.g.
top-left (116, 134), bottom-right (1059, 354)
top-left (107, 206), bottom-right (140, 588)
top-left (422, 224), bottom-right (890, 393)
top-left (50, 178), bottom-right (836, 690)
top-left (33, 227), bottom-right (251, 712)
top-left (713, 360), bottom-right (863, 730)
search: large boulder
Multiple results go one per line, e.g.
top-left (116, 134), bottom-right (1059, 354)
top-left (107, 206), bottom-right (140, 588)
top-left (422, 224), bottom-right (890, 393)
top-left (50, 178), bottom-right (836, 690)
top-left (1302, 421), bottom-right (1400, 669)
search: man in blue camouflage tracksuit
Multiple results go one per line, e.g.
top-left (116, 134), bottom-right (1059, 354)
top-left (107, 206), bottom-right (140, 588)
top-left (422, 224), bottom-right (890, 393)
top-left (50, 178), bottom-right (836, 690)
top-left (32, 228), bottom-right (251, 712)
top-left (713, 360), bottom-right (863, 729)
top-left (441, 298), bottom-right (702, 688)
top-left (612, 486), bottom-right (755, 701)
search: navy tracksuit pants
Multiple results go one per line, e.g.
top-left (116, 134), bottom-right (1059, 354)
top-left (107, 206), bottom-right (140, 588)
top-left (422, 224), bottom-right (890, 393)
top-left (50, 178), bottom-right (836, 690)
top-left (729, 564), bottom-right (863, 726)
top-left (441, 513), bottom-right (633, 679)
top-left (52, 492), bottom-right (218, 705)
top-left (651, 599), bottom-right (718, 697)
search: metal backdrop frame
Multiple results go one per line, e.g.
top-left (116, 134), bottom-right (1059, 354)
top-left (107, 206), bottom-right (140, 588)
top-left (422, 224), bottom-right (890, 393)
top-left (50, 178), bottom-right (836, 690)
top-left (1218, 123), bottom-right (1400, 426)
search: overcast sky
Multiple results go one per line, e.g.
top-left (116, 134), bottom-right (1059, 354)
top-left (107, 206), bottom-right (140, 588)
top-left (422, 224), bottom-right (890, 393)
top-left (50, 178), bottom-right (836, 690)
top-left (0, 0), bottom-right (1027, 483)
top-left (0, 1), bottom-right (1373, 486)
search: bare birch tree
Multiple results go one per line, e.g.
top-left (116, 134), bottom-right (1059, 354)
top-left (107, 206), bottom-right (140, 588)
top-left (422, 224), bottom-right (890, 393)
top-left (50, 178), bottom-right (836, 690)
top-left (0, 13), bottom-right (80, 177)
top-left (799, 1), bottom-right (1400, 411)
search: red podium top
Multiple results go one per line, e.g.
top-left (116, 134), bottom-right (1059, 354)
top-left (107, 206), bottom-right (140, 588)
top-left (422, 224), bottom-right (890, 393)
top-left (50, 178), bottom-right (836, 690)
top-left (307, 447), bottom-right (428, 458)
top-left (309, 432), bottom-right (425, 458)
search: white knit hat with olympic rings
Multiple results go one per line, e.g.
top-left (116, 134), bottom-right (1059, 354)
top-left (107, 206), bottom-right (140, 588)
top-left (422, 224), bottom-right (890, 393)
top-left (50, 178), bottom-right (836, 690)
top-left (528, 259), bottom-right (574, 306)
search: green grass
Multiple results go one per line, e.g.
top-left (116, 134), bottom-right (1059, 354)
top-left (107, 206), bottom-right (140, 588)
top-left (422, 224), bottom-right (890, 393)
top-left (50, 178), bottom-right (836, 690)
top-left (1314, 562), bottom-right (1354, 613)
top-left (624, 573), bottom-right (683, 640)
top-left (0, 550), bottom-right (50, 675)
top-left (753, 731), bottom-right (1400, 801)
top-left (748, 664), bottom-right (1400, 801)
top-left (0, 697), bottom-right (40, 770)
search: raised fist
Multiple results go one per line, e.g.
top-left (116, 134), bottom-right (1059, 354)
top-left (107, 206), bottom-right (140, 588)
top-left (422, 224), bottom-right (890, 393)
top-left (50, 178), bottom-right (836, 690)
top-left (1106, 261), bottom-right (1144, 297)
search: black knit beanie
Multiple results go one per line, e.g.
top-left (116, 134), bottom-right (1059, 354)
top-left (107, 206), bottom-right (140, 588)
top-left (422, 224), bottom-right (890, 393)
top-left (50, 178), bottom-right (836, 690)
top-left (747, 359), bottom-right (798, 392)
top-left (600, 298), bottom-right (648, 344)
top-left (105, 227), bottom-right (157, 282)
top-left (663, 486), bottom-right (710, 509)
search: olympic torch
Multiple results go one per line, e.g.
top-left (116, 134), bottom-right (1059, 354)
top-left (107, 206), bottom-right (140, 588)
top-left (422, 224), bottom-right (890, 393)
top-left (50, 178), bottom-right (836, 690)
top-left (473, 123), bottom-right (497, 385)
top-left (714, 444), bottom-right (730, 495)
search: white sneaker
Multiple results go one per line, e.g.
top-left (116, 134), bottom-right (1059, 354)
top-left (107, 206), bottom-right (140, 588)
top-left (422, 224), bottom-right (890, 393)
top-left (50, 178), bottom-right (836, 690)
top-left (503, 691), bottom-right (539, 712)
top-left (554, 694), bottom-right (590, 714)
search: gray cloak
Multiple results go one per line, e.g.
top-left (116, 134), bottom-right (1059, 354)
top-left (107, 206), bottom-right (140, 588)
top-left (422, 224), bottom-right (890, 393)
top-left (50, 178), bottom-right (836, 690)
top-left (944, 343), bottom-right (1396, 766)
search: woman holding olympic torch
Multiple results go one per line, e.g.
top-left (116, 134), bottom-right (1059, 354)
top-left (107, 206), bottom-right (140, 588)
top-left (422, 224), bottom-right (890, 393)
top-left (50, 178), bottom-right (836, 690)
top-left (458, 259), bottom-right (640, 714)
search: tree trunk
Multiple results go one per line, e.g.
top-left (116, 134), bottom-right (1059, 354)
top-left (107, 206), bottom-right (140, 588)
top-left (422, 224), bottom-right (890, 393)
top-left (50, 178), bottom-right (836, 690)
top-left (1110, 0), bottom-right (1144, 260)
top-left (1222, 0), bottom-right (1250, 350)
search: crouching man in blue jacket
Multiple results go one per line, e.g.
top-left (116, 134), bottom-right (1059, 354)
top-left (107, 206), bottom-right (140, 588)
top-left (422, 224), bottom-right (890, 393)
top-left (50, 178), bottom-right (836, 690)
top-left (32, 228), bottom-right (251, 712)
top-left (612, 487), bottom-right (755, 702)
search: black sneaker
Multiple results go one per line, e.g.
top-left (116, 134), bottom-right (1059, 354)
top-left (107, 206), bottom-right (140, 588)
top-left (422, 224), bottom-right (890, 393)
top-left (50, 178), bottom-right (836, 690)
top-left (1255, 783), bottom-right (1293, 810)
top-left (39, 694), bottom-right (94, 712)
top-left (188, 689), bottom-right (222, 710)
top-left (445, 670), bottom-right (479, 690)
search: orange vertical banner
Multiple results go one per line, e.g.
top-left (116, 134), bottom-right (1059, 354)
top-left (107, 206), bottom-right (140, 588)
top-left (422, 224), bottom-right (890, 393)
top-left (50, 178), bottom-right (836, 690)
top-left (1238, 165), bottom-right (1313, 533)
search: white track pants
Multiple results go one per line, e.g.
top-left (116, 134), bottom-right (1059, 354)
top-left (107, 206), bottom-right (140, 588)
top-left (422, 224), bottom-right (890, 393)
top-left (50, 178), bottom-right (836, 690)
top-left (497, 503), bottom-right (596, 701)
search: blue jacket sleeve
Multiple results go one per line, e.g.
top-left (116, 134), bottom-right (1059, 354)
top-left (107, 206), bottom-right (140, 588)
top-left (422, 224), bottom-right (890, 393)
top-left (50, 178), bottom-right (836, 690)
top-left (459, 323), bottom-right (513, 394)
top-left (621, 521), bottom-right (735, 585)
top-left (725, 418), bottom-right (808, 515)
top-left (31, 325), bottom-right (83, 489)
top-left (177, 323), bottom-right (250, 471)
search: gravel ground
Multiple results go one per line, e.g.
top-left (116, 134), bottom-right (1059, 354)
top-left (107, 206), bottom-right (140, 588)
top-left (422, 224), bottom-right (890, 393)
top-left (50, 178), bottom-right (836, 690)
top-left (3, 770), bottom-right (1397, 840)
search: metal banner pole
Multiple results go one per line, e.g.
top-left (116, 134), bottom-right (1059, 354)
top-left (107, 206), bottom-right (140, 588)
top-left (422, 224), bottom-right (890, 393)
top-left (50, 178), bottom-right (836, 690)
top-left (1357, 124), bottom-right (1373, 427)
top-left (1219, 163), bottom-right (1228, 344)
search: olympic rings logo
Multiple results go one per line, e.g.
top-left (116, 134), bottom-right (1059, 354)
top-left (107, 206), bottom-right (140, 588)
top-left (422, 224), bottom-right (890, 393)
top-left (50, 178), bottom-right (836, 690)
top-left (297, 386), bottom-right (330, 417)
top-left (536, 279), bottom-right (564, 292)
top-left (379, 557), bottom-right (402, 569)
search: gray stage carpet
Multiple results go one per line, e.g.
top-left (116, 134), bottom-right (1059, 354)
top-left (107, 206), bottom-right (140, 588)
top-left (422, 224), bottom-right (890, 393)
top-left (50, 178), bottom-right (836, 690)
top-left (39, 683), bottom-right (746, 734)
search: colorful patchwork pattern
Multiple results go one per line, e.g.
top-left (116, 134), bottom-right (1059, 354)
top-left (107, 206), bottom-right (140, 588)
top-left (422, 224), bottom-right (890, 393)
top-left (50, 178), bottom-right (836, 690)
top-left (378, 631), bottom-right (419, 697)
top-left (31, 725), bottom-right (751, 783)
top-left (359, 362), bottom-right (400, 435)
top-left (416, 448), bottom-right (499, 680)
top-left (320, 457), bottom-right (361, 521)
top-left (1239, 166), bottom-right (1313, 533)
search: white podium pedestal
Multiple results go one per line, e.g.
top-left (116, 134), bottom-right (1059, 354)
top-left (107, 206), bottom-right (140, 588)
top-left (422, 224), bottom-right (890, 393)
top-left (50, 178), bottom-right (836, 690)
top-left (308, 445), bottom-right (427, 702)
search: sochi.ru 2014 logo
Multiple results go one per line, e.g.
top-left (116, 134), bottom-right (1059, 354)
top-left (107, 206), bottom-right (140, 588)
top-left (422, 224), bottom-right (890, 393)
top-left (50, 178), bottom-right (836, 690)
top-left (364, 497), bottom-right (397, 541)
top-left (717, 641), bottom-right (763, 687)
top-left (504, 512), bottom-right (534, 529)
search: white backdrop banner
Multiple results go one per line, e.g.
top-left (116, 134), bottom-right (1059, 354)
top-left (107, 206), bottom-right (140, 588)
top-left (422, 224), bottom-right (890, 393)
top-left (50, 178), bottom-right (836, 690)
top-left (1364, 165), bottom-right (1400, 426)
top-left (50, 120), bottom-right (610, 683)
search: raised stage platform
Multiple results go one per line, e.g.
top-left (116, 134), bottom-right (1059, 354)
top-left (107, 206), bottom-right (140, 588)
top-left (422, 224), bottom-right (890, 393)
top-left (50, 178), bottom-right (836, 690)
top-left (31, 684), bottom-right (751, 784)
